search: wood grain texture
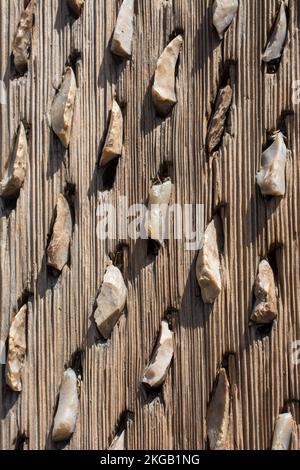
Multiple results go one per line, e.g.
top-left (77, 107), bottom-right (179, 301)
top-left (0, 0), bottom-right (300, 450)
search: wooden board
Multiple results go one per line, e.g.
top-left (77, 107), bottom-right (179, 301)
top-left (0, 0), bottom-right (299, 450)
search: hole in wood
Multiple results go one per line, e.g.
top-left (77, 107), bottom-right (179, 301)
top-left (68, 349), bottom-right (84, 383)
top-left (67, 50), bottom-right (82, 83)
top-left (165, 307), bottom-right (179, 329)
top-left (108, 243), bottom-right (129, 278)
top-left (14, 432), bottom-right (28, 450)
top-left (141, 382), bottom-right (165, 406)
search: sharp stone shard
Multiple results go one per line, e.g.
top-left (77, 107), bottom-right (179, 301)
top-left (52, 369), bottom-right (79, 442)
top-left (5, 305), bottom-right (27, 392)
top-left (272, 413), bottom-right (294, 450)
top-left (207, 84), bottom-right (233, 154)
top-left (100, 100), bottom-right (124, 167)
top-left (13, 0), bottom-right (35, 74)
top-left (94, 264), bottom-right (127, 339)
top-left (196, 217), bottom-right (222, 304)
top-left (142, 320), bottom-right (174, 389)
top-left (109, 430), bottom-right (126, 450)
top-left (207, 368), bottom-right (230, 450)
top-left (67, 0), bottom-right (85, 18)
top-left (47, 194), bottom-right (73, 272)
top-left (111, 0), bottom-right (134, 58)
top-left (0, 122), bottom-right (28, 199)
top-left (145, 180), bottom-right (172, 246)
top-left (213, 0), bottom-right (239, 40)
top-left (256, 131), bottom-right (286, 197)
top-left (262, 2), bottom-right (287, 63)
top-left (51, 67), bottom-right (77, 148)
top-left (152, 35), bottom-right (183, 117)
top-left (251, 260), bottom-right (277, 325)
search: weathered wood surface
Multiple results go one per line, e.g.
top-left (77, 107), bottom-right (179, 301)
top-left (0, 0), bottom-right (300, 450)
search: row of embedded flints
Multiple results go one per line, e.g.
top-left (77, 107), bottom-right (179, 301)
top-left (2, 0), bottom-right (292, 450)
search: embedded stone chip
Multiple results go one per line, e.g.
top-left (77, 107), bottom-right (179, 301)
top-left (272, 413), bottom-right (294, 450)
top-left (13, 0), bottom-right (35, 74)
top-left (256, 131), bottom-right (286, 197)
top-left (52, 369), bottom-right (79, 442)
top-left (262, 2), bottom-right (287, 63)
top-left (100, 100), bottom-right (124, 167)
top-left (207, 84), bottom-right (233, 154)
top-left (0, 122), bottom-right (28, 199)
top-left (206, 368), bottom-right (230, 450)
top-left (5, 305), bottom-right (27, 392)
top-left (152, 35), bottom-right (183, 117)
top-left (111, 0), bottom-right (134, 58)
top-left (251, 260), bottom-right (278, 324)
top-left (47, 194), bottom-right (73, 272)
top-left (109, 430), bottom-right (126, 450)
top-left (94, 264), bottom-right (127, 339)
top-left (213, 0), bottom-right (239, 40)
top-left (142, 320), bottom-right (174, 389)
top-left (145, 179), bottom-right (172, 246)
top-left (51, 67), bottom-right (77, 148)
top-left (196, 217), bottom-right (222, 304)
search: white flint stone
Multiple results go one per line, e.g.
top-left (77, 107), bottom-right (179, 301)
top-left (145, 180), bottom-right (172, 245)
top-left (251, 260), bottom-right (277, 324)
top-left (94, 264), bottom-right (127, 339)
top-left (51, 67), bottom-right (77, 148)
top-left (207, 368), bottom-right (230, 450)
top-left (111, 0), bottom-right (134, 58)
top-left (47, 194), bottom-right (72, 272)
top-left (142, 320), bottom-right (174, 388)
top-left (256, 131), bottom-right (286, 197)
top-left (152, 35), bottom-right (183, 116)
top-left (100, 100), bottom-right (124, 167)
top-left (262, 2), bottom-right (287, 63)
top-left (52, 369), bottom-right (79, 442)
top-left (0, 122), bottom-right (28, 199)
top-left (272, 413), bottom-right (293, 450)
top-left (213, 0), bottom-right (239, 40)
top-left (13, 0), bottom-right (35, 74)
top-left (196, 217), bottom-right (222, 304)
top-left (5, 305), bottom-right (27, 392)
top-left (109, 430), bottom-right (126, 450)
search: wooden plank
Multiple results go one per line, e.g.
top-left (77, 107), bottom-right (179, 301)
top-left (0, 0), bottom-right (299, 450)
